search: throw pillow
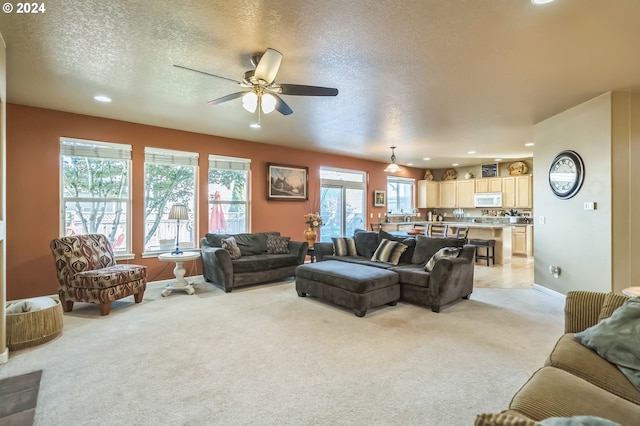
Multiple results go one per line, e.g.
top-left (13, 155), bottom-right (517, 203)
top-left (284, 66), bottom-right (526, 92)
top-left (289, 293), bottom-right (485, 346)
top-left (221, 237), bottom-right (242, 259)
top-left (332, 237), bottom-right (357, 256)
top-left (371, 239), bottom-right (407, 265)
top-left (540, 416), bottom-right (622, 426)
top-left (475, 412), bottom-right (539, 426)
top-left (266, 234), bottom-right (290, 254)
top-left (574, 297), bottom-right (640, 391)
top-left (424, 247), bottom-right (461, 272)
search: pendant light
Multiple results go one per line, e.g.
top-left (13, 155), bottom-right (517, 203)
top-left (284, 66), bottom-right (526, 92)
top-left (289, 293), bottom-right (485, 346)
top-left (384, 146), bottom-right (401, 173)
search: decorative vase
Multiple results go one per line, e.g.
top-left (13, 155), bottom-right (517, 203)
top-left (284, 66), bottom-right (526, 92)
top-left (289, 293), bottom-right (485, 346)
top-left (304, 228), bottom-right (317, 247)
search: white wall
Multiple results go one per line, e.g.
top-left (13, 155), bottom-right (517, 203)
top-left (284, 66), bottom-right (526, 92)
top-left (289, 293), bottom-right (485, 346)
top-left (533, 93), bottom-right (613, 294)
top-left (0, 32), bottom-right (7, 363)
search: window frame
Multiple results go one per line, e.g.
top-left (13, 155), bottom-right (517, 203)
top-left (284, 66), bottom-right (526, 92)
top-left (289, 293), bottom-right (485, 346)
top-left (386, 176), bottom-right (416, 215)
top-left (60, 137), bottom-right (133, 258)
top-left (207, 154), bottom-right (251, 234)
top-left (142, 147), bottom-right (199, 256)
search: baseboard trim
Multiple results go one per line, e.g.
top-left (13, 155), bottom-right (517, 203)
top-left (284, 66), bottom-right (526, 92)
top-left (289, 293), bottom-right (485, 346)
top-left (533, 283), bottom-right (566, 301)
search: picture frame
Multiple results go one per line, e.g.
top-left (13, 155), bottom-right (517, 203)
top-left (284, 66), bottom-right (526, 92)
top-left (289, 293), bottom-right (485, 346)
top-left (267, 163), bottom-right (309, 201)
top-left (481, 163), bottom-right (499, 178)
top-left (374, 190), bottom-right (386, 207)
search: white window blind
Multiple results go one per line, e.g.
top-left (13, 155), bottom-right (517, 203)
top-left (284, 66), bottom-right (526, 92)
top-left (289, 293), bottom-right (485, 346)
top-left (61, 138), bottom-right (131, 160)
top-left (145, 147), bottom-right (199, 166)
top-left (208, 154), bottom-right (251, 170)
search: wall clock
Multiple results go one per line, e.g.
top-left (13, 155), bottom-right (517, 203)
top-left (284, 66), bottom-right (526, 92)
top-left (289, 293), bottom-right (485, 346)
top-left (548, 150), bottom-right (584, 199)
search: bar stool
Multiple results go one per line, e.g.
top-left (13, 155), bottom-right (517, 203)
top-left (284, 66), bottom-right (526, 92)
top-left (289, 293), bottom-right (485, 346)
top-left (469, 238), bottom-right (495, 266)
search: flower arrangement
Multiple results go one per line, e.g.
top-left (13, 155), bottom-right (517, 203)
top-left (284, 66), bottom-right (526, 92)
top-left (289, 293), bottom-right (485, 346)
top-left (304, 212), bottom-right (323, 229)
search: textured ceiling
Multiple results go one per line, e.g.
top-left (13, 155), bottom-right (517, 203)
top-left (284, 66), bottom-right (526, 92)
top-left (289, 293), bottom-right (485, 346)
top-left (2, 0), bottom-right (640, 168)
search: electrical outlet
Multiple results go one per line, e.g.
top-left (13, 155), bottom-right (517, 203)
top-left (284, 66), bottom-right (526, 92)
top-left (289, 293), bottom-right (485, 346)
top-left (539, 216), bottom-right (546, 224)
top-left (370, 213), bottom-right (373, 218)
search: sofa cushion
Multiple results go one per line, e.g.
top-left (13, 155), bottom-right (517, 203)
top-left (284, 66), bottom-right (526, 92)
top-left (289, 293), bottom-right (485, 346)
top-left (353, 229), bottom-right (380, 258)
top-left (546, 334), bottom-right (640, 406)
top-left (371, 239), bottom-right (407, 265)
top-left (574, 297), bottom-right (640, 391)
top-left (509, 367), bottom-right (639, 424)
top-left (295, 260), bottom-right (398, 293)
top-left (598, 293), bottom-right (630, 322)
top-left (410, 235), bottom-right (465, 265)
top-left (424, 246), bottom-right (461, 272)
top-left (222, 237), bottom-right (242, 259)
top-left (332, 237), bottom-right (357, 256)
top-left (266, 234), bottom-right (290, 254)
top-left (389, 264), bottom-right (430, 287)
top-left (323, 255), bottom-right (394, 269)
top-left (231, 253), bottom-right (299, 273)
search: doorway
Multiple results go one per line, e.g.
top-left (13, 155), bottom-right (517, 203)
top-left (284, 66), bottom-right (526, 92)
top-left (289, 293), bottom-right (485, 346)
top-left (319, 168), bottom-right (366, 242)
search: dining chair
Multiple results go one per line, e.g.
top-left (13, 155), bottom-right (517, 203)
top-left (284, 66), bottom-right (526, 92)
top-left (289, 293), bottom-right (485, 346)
top-left (429, 224), bottom-right (449, 238)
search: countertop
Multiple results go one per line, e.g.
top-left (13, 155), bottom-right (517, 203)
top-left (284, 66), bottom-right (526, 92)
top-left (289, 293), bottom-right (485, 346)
top-left (381, 221), bottom-right (532, 229)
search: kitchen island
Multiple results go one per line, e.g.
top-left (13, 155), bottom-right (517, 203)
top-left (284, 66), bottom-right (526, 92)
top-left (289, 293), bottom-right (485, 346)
top-left (379, 221), bottom-right (527, 265)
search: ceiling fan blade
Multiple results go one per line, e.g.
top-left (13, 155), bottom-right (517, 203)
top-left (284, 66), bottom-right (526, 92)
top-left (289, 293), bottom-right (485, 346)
top-left (173, 65), bottom-right (241, 84)
top-left (254, 48), bottom-right (282, 85)
top-left (273, 94), bottom-right (293, 115)
top-left (207, 91), bottom-right (247, 105)
top-left (277, 84), bottom-right (339, 96)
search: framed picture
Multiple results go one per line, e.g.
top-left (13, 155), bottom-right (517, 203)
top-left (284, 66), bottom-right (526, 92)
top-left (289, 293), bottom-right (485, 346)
top-left (374, 190), bottom-right (386, 207)
top-left (481, 163), bottom-right (499, 178)
top-left (267, 163), bottom-right (308, 201)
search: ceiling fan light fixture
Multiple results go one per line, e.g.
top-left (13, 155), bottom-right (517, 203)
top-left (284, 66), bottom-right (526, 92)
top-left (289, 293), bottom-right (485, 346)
top-left (261, 93), bottom-right (277, 114)
top-left (384, 146), bottom-right (401, 173)
top-left (242, 91), bottom-right (258, 113)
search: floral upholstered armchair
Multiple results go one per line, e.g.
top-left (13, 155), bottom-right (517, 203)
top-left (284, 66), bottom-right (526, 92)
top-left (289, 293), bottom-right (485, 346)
top-left (50, 234), bottom-right (147, 316)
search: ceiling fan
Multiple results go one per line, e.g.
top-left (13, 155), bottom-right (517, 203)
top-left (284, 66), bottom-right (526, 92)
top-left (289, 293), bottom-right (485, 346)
top-left (174, 48), bottom-right (338, 116)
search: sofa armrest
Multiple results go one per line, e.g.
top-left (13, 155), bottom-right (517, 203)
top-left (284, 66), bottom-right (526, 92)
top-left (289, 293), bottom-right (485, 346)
top-left (288, 240), bottom-right (309, 265)
top-left (427, 246), bottom-right (475, 303)
top-left (201, 246), bottom-right (234, 292)
top-left (313, 242), bottom-right (334, 261)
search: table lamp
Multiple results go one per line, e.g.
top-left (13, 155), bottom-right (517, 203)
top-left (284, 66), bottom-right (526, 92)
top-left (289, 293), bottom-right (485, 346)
top-left (168, 204), bottom-right (188, 255)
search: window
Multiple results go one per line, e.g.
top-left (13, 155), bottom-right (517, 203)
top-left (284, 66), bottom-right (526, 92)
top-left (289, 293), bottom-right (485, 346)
top-left (319, 168), bottom-right (366, 241)
top-left (144, 147), bottom-right (198, 253)
top-left (386, 176), bottom-right (415, 214)
top-left (60, 138), bottom-right (132, 255)
top-left (208, 155), bottom-right (250, 234)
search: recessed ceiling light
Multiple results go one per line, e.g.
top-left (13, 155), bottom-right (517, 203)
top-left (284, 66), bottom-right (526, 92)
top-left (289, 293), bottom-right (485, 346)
top-left (452, 163), bottom-right (459, 167)
top-left (467, 150), bottom-right (476, 155)
top-left (250, 123), bottom-right (261, 129)
top-left (423, 157), bottom-right (431, 161)
top-left (407, 163), bottom-right (413, 166)
top-left (525, 142), bottom-right (535, 147)
top-left (495, 158), bottom-right (503, 162)
top-left (531, 0), bottom-right (554, 4)
top-left (94, 95), bottom-right (112, 103)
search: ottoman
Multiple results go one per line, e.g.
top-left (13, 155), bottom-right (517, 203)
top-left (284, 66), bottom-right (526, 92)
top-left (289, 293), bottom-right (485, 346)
top-left (295, 260), bottom-right (400, 317)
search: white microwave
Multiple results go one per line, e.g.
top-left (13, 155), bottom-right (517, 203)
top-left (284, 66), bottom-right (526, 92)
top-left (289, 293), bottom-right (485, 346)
top-left (474, 192), bottom-right (503, 208)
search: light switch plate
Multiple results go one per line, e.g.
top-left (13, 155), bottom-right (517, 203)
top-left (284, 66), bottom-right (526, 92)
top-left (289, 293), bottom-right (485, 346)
top-left (539, 216), bottom-right (546, 224)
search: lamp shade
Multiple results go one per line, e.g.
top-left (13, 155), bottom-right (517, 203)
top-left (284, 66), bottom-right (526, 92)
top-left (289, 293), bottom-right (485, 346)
top-left (168, 204), bottom-right (188, 220)
top-left (242, 92), bottom-right (258, 113)
top-left (384, 146), bottom-right (401, 173)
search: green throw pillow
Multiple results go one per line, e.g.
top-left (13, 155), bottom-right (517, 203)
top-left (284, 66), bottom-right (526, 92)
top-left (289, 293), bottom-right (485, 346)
top-left (371, 239), bottom-right (407, 265)
top-left (424, 247), bottom-right (461, 272)
top-left (540, 416), bottom-right (621, 426)
top-left (574, 297), bottom-right (640, 391)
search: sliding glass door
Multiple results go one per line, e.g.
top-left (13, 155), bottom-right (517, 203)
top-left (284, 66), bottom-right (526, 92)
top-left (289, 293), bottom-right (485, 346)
top-left (319, 168), bottom-right (366, 242)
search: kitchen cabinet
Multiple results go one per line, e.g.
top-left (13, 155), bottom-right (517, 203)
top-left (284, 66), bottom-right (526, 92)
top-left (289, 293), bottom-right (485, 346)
top-left (439, 181), bottom-right (456, 208)
top-left (502, 177), bottom-right (515, 207)
top-left (512, 225), bottom-right (533, 257)
top-left (456, 180), bottom-right (475, 208)
top-left (417, 180), bottom-right (440, 208)
top-left (515, 175), bottom-right (532, 208)
top-left (475, 178), bottom-right (502, 193)
top-left (503, 175), bottom-right (532, 209)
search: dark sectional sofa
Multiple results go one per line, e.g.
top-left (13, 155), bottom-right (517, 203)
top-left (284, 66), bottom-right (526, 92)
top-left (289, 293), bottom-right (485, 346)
top-left (201, 232), bottom-right (308, 292)
top-left (313, 229), bottom-right (476, 312)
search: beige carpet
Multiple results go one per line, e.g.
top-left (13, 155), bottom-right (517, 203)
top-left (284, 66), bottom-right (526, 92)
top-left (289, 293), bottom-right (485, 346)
top-left (1, 279), bottom-right (564, 425)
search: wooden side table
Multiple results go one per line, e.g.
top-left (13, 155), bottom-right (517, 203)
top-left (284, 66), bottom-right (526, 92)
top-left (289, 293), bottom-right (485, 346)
top-left (158, 251), bottom-right (201, 297)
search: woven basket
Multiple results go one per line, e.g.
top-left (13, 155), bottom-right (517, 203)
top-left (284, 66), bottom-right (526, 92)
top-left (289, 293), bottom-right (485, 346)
top-left (6, 299), bottom-right (64, 351)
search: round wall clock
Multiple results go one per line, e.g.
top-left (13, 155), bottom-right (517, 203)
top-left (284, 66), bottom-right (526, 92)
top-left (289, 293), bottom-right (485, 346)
top-left (548, 150), bottom-right (584, 199)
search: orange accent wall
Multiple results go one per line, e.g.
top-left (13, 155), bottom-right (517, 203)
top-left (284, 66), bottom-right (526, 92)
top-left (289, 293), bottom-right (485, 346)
top-left (6, 104), bottom-right (423, 300)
